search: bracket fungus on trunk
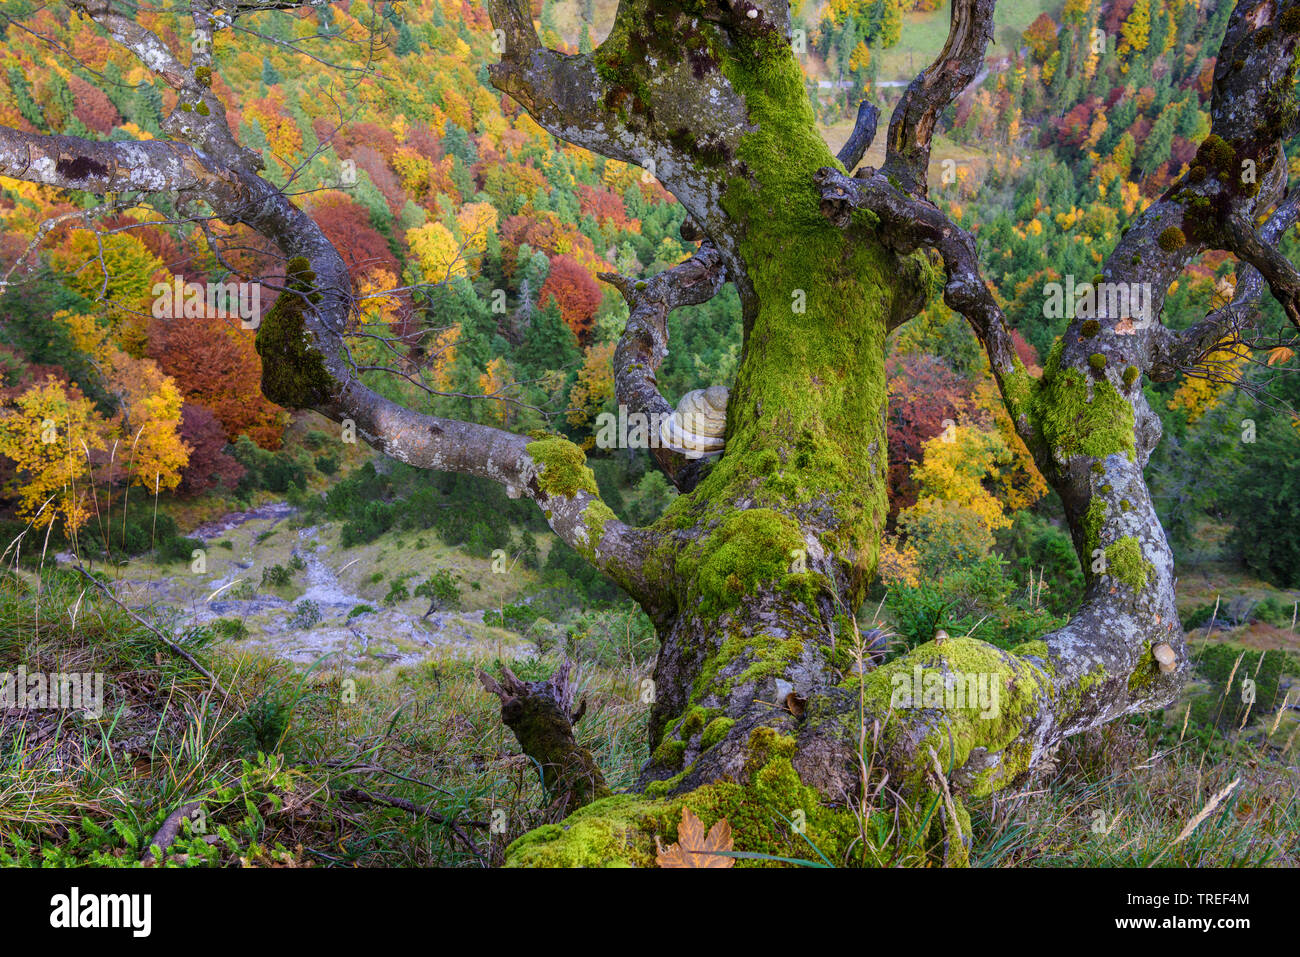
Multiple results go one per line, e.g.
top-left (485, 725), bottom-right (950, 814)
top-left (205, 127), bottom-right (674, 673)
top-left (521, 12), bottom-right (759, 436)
top-left (659, 385), bottom-right (729, 460)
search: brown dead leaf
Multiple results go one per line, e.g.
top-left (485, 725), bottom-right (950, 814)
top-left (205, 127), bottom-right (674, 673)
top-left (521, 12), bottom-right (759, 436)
top-left (784, 692), bottom-right (806, 717)
top-left (1267, 346), bottom-right (1295, 366)
top-left (656, 807), bottom-right (735, 868)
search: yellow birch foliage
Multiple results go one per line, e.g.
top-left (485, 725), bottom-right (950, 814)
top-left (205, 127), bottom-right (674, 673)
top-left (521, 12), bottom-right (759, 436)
top-left (455, 201), bottom-right (498, 271)
top-left (51, 230), bottom-right (165, 313)
top-left (58, 311), bottom-right (190, 490)
top-left (427, 323), bottom-right (461, 392)
top-left (356, 268), bottom-right (403, 325)
top-left (877, 536), bottom-right (921, 588)
top-left (909, 423), bottom-right (1013, 533)
top-left (117, 361), bottom-right (189, 491)
top-left (408, 221), bottom-right (466, 282)
top-left (1167, 338), bottom-right (1251, 423)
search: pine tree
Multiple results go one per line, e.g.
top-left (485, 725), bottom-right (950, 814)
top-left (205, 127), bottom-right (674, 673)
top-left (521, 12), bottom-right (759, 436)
top-left (1136, 104), bottom-right (1177, 174)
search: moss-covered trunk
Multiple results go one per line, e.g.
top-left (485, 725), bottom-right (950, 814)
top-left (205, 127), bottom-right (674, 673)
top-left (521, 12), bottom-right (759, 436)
top-left (482, 0), bottom-right (1187, 866)
top-left (633, 57), bottom-right (921, 795)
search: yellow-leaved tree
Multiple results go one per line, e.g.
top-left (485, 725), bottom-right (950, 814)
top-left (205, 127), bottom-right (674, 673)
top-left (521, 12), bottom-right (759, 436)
top-left (408, 203), bottom-right (500, 285)
top-left (898, 422), bottom-right (1013, 573)
top-left (1167, 337), bottom-right (1251, 423)
top-left (116, 361), bottom-right (189, 492)
top-left (477, 357), bottom-right (514, 426)
top-left (58, 311), bottom-right (190, 491)
top-left (426, 323), bottom-right (462, 393)
top-left (566, 341), bottom-right (617, 446)
top-left (0, 375), bottom-right (109, 531)
top-left (408, 221), bottom-right (467, 283)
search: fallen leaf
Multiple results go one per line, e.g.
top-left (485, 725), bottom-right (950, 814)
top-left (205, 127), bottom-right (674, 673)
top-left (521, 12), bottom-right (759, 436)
top-left (656, 807), bottom-right (735, 868)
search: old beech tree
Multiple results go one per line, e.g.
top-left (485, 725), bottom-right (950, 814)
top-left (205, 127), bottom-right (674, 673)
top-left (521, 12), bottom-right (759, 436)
top-left (3, 0), bottom-right (1300, 865)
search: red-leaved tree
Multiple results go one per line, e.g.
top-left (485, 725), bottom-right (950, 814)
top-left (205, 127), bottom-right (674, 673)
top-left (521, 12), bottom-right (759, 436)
top-left (537, 254), bottom-right (603, 342)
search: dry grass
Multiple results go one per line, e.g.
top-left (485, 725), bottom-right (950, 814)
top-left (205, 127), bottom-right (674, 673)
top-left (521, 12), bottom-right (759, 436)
top-left (3, 567), bottom-right (1297, 867)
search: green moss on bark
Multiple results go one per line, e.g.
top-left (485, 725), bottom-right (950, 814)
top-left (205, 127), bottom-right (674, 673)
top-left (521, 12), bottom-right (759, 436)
top-left (701, 716), bottom-right (736, 749)
top-left (1029, 340), bottom-right (1135, 462)
top-left (857, 636), bottom-right (1053, 799)
top-left (1105, 535), bottom-right (1153, 592)
top-left (254, 256), bottom-right (335, 409)
top-left (685, 508), bottom-right (809, 616)
top-left (526, 438), bottom-right (600, 498)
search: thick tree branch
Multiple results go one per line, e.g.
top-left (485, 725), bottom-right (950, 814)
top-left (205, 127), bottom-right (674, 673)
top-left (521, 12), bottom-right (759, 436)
top-left (813, 167), bottom-right (1028, 426)
top-left (1152, 192), bottom-right (1300, 379)
top-left (485, 0), bottom-right (643, 167)
top-left (881, 0), bottom-right (994, 197)
top-left (836, 100), bottom-right (879, 172)
top-left (65, 0), bottom-right (188, 88)
top-left (0, 126), bottom-right (252, 205)
top-left (1222, 210), bottom-right (1300, 329)
top-left (601, 242), bottom-right (728, 492)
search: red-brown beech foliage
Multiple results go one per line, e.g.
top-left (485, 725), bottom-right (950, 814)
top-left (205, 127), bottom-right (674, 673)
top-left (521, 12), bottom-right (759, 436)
top-left (147, 315), bottom-right (286, 449)
top-left (1010, 328), bottom-right (1041, 374)
top-left (575, 184), bottom-right (635, 230)
top-left (177, 403), bottom-right (245, 495)
top-left (67, 75), bottom-right (120, 135)
top-left (307, 192), bottom-right (400, 279)
top-left (537, 254), bottom-right (602, 342)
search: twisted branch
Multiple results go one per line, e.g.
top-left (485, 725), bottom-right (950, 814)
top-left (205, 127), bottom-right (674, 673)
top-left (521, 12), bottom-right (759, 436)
top-left (601, 242), bottom-right (728, 491)
top-left (880, 0), bottom-right (995, 197)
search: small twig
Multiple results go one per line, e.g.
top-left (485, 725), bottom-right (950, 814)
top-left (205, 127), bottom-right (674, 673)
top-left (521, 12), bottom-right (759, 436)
top-left (72, 563), bottom-right (230, 699)
top-left (142, 799), bottom-right (204, 863)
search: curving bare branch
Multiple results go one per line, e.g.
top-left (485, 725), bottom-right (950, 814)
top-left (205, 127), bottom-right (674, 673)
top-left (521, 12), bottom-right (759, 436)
top-left (813, 167), bottom-right (1026, 421)
top-left (1221, 210), bottom-right (1300, 330)
top-left (880, 0), bottom-right (995, 197)
top-left (1152, 192), bottom-right (1300, 380)
top-left (836, 100), bottom-right (879, 173)
top-left (601, 242), bottom-right (728, 492)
